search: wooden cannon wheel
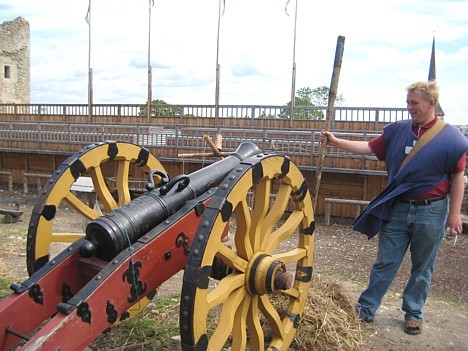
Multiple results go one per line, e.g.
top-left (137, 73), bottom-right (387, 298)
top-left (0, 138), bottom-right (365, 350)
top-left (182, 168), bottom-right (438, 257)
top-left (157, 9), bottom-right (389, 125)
top-left (180, 154), bottom-right (315, 351)
top-left (26, 141), bottom-right (167, 316)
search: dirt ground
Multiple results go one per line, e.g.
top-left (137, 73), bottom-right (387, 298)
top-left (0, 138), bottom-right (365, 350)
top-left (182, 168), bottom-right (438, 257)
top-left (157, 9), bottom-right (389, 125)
top-left (0, 189), bottom-right (467, 351)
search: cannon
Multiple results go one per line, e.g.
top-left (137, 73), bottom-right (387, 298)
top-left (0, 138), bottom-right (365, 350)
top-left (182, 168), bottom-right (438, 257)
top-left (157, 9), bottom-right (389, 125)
top-left (0, 141), bottom-right (315, 350)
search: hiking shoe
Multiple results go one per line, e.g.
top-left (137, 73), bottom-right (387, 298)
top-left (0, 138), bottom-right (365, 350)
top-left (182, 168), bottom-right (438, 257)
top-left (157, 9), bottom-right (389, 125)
top-left (404, 319), bottom-right (422, 335)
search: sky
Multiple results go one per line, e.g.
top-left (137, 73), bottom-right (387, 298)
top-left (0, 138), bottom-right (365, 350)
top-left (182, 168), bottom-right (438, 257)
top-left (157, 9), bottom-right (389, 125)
top-left (1, 0), bottom-right (467, 125)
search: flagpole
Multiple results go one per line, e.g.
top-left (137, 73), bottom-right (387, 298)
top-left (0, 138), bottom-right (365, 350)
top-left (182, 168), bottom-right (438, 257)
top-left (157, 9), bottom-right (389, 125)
top-left (214, 0), bottom-right (222, 126)
top-left (147, 0), bottom-right (153, 123)
top-left (289, 0), bottom-right (298, 128)
top-left (86, 0), bottom-right (93, 122)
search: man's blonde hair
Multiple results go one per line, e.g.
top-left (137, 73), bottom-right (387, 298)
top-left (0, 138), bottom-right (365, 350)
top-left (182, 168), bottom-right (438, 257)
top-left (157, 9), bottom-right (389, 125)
top-left (406, 81), bottom-right (439, 105)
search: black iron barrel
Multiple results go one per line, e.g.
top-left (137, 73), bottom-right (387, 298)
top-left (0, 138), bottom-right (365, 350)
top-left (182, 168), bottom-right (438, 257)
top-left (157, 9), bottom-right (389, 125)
top-left (80, 142), bottom-right (261, 260)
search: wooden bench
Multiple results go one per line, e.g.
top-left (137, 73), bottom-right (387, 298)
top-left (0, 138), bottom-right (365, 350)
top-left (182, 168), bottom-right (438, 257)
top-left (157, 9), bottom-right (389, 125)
top-left (0, 197), bottom-right (25, 223)
top-left (0, 208), bottom-right (24, 223)
top-left (324, 198), bottom-right (370, 225)
top-left (23, 173), bottom-right (51, 194)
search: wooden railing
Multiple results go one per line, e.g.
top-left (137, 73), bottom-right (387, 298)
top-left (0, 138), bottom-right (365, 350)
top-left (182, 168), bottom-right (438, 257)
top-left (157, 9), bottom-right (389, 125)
top-left (0, 105), bottom-right (398, 218)
top-left (0, 121), bottom-right (386, 175)
top-left (0, 103), bottom-right (410, 131)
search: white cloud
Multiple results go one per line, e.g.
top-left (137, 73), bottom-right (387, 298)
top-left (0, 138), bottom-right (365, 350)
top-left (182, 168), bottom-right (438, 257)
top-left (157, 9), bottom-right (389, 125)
top-left (1, 0), bottom-right (467, 124)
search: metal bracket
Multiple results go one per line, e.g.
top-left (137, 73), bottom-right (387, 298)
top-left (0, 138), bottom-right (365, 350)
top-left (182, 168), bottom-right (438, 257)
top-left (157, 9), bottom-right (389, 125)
top-left (292, 180), bottom-right (309, 202)
top-left (176, 232), bottom-right (191, 255)
top-left (296, 265), bottom-right (313, 283)
top-left (61, 283), bottom-right (73, 303)
top-left (106, 301), bottom-right (118, 324)
top-left (77, 302), bottom-right (91, 323)
top-left (303, 220), bottom-right (316, 235)
top-left (28, 283), bottom-right (43, 305)
top-left (122, 260), bottom-right (147, 303)
top-left (288, 312), bottom-right (301, 328)
top-left (278, 156), bottom-right (290, 179)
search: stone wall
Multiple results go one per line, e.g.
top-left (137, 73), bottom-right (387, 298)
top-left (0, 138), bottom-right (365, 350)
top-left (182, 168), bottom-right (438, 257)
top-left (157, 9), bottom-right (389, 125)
top-left (0, 17), bottom-right (30, 104)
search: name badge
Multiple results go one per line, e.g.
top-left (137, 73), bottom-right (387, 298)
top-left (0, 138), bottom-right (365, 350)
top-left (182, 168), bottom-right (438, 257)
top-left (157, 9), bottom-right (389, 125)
top-left (405, 140), bottom-right (417, 154)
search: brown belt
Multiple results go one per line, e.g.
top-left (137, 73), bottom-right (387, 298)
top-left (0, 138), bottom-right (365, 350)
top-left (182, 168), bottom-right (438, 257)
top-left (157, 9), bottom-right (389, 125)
top-left (400, 196), bottom-right (447, 206)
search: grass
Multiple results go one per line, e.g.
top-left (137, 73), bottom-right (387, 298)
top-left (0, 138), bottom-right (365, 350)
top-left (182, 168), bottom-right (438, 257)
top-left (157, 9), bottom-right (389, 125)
top-left (90, 293), bottom-right (181, 350)
top-left (0, 278), bottom-right (11, 299)
top-left (0, 226), bottom-right (28, 242)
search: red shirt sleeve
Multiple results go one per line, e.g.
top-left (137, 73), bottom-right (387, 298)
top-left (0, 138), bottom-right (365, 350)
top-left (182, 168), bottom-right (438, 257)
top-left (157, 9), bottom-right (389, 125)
top-left (368, 134), bottom-right (386, 160)
top-left (453, 152), bottom-right (466, 173)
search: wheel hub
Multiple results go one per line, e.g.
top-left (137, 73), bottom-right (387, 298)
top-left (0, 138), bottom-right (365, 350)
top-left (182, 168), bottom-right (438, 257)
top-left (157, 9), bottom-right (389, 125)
top-left (245, 253), bottom-right (294, 295)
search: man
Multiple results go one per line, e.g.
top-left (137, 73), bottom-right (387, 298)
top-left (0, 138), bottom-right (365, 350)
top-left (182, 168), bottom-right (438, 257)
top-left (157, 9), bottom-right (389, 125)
top-left (321, 81), bottom-right (467, 335)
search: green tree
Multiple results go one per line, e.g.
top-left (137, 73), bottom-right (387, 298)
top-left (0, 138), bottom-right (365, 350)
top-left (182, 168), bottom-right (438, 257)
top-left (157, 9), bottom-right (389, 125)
top-left (139, 99), bottom-right (181, 117)
top-left (279, 86), bottom-right (344, 120)
top-left (305, 86), bottom-right (344, 106)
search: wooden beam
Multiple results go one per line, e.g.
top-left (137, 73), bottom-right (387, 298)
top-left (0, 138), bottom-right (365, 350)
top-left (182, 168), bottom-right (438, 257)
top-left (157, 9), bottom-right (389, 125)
top-left (178, 152), bottom-right (231, 158)
top-left (203, 134), bottom-right (222, 155)
top-left (312, 35), bottom-right (345, 212)
top-left (178, 134), bottom-right (226, 158)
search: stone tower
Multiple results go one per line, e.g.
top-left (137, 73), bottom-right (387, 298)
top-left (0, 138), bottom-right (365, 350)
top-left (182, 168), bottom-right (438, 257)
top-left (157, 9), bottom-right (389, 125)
top-left (0, 17), bottom-right (30, 104)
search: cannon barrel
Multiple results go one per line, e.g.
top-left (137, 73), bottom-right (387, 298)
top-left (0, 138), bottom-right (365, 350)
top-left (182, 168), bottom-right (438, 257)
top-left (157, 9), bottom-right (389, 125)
top-left (80, 142), bottom-right (261, 260)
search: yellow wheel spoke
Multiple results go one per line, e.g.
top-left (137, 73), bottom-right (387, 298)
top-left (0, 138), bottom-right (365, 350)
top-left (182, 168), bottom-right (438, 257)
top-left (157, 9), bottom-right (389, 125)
top-left (216, 245), bottom-right (248, 273)
top-left (50, 232), bottom-right (85, 242)
top-left (259, 295), bottom-right (285, 340)
top-left (209, 288), bottom-right (247, 350)
top-left (250, 179), bottom-right (271, 251)
top-left (231, 294), bottom-right (251, 351)
top-left (234, 201), bottom-right (253, 260)
top-left (207, 273), bottom-right (245, 309)
top-left (246, 295), bottom-right (265, 351)
top-left (260, 184), bottom-right (292, 247)
top-left (272, 248), bottom-right (307, 264)
top-left (280, 287), bottom-right (301, 299)
top-left (265, 211), bottom-right (304, 254)
top-left (116, 159), bottom-right (131, 206)
top-left (89, 166), bottom-right (118, 212)
top-left (64, 191), bottom-right (101, 220)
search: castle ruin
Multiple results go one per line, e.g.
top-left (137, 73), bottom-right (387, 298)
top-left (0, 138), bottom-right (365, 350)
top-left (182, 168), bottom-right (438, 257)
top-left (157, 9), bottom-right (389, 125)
top-left (0, 17), bottom-right (30, 104)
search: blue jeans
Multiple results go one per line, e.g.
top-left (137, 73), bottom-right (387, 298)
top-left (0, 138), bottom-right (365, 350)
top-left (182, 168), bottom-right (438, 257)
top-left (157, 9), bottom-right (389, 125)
top-left (356, 198), bottom-right (448, 322)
